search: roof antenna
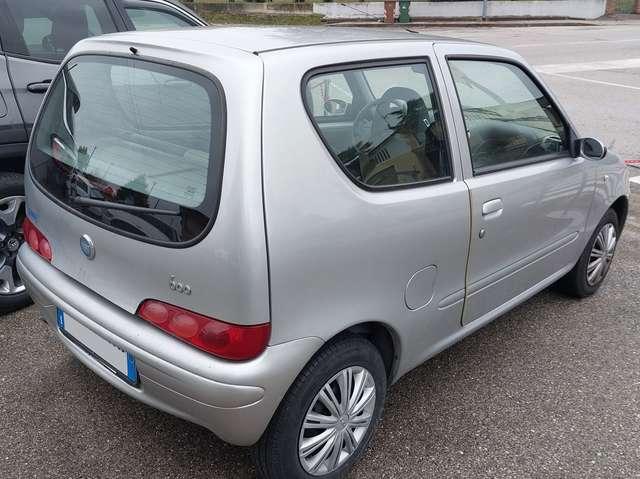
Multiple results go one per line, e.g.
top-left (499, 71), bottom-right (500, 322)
top-left (129, 46), bottom-right (139, 55)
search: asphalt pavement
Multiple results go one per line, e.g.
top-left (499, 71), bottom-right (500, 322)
top-left (1, 23), bottom-right (640, 479)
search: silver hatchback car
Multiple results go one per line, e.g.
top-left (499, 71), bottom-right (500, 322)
top-left (18, 27), bottom-right (629, 478)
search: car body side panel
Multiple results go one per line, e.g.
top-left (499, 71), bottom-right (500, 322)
top-left (586, 150), bottom-right (630, 235)
top-left (261, 42), bottom-right (472, 381)
top-left (5, 56), bottom-right (60, 135)
top-left (0, 53), bottom-right (29, 155)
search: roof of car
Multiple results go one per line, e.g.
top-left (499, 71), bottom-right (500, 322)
top-left (93, 26), bottom-right (471, 55)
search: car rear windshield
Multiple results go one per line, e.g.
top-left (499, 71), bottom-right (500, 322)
top-left (29, 55), bottom-right (225, 245)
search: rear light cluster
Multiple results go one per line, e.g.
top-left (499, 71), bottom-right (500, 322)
top-left (137, 300), bottom-right (270, 361)
top-left (22, 217), bottom-right (52, 262)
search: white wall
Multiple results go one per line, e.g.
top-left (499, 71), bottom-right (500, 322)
top-left (314, 0), bottom-right (607, 20)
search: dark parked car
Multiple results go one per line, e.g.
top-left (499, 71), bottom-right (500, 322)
top-left (0, 0), bottom-right (205, 312)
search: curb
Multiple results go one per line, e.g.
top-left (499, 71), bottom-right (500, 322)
top-left (326, 20), bottom-right (598, 28)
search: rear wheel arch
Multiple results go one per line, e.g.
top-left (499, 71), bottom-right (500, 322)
top-left (328, 321), bottom-right (399, 382)
top-left (611, 195), bottom-right (628, 231)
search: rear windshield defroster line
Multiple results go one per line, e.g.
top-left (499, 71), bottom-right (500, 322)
top-left (29, 54), bottom-right (226, 246)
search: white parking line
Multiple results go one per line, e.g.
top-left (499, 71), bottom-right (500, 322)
top-left (535, 58), bottom-right (640, 74)
top-left (540, 72), bottom-right (640, 91)
top-left (631, 176), bottom-right (640, 186)
top-left (514, 38), bottom-right (640, 48)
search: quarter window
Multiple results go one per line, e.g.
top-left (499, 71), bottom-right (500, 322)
top-left (125, 7), bottom-right (192, 30)
top-left (449, 60), bottom-right (568, 173)
top-left (305, 63), bottom-right (451, 188)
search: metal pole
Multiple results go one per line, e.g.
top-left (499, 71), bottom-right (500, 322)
top-left (482, 0), bottom-right (488, 20)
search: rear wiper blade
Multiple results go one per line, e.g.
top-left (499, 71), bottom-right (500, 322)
top-left (71, 197), bottom-right (180, 216)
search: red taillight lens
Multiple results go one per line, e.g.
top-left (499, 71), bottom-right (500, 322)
top-left (137, 300), bottom-right (270, 361)
top-left (22, 217), bottom-right (53, 262)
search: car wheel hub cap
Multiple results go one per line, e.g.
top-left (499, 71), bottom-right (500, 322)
top-left (0, 196), bottom-right (26, 295)
top-left (298, 366), bottom-right (376, 476)
top-left (587, 222), bottom-right (616, 287)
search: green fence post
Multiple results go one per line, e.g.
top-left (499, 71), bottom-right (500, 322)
top-left (398, 0), bottom-right (411, 23)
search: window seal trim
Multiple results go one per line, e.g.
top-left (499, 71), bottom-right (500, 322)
top-left (473, 152), bottom-right (568, 176)
top-left (445, 54), bottom-right (577, 176)
top-left (27, 51), bottom-right (227, 249)
top-left (301, 57), bottom-right (455, 193)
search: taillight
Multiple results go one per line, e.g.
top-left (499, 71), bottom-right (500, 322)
top-left (137, 300), bottom-right (270, 361)
top-left (22, 217), bottom-right (52, 262)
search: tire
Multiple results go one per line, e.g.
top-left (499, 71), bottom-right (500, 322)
top-left (0, 172), bottom-right (31, 314)
top-left (556, 208), bottom-right (619, 298)
top-left (254, 336), bottom-right (387, 479)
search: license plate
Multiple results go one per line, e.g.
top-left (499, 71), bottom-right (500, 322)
top-left (57, 308), bottom-right (138, 385)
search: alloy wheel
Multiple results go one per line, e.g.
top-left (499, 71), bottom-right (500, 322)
top-left (0, 196), bottom-right (26, 295)
top-left (298, 366), bottom-right (376, 476)
top-left (586, 222), bottom-right (617, 287)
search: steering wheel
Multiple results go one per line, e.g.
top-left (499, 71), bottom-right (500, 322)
top-left (470, 137), bottom-right (504, 167)
top-left (521, 135), bottom-right (564, 159)
top-left (352, 98), bottom-right (409, 153)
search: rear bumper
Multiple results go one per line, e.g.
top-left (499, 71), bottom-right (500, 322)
top-left (17, 245), bottom-right (323, 446)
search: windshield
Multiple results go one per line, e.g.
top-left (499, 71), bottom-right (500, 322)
top-left (29, 55), bottom-right (225, 244)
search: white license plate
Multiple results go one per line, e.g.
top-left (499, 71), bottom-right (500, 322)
top-left (57, 308), bottom-right (138, 384)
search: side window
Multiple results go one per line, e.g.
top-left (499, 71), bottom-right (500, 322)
top-left (304, 63), bottom-right (451, 189)
top-left (125, 7), bottom-right (193, 31)
top-left (1, 0), bottom-right (117, 62)
top-left (449, 59), bottom-right (568, 173)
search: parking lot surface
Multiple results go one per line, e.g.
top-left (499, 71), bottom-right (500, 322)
top-left (1, 24), bottom-right (640, 479)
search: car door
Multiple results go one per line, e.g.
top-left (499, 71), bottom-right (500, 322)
top-left (0, 35), bottom-right (29, 158)
top-left (0, 0), bottom-right (123, 135)
top-left (116, 0), bottom-right (206, 30)
top-left (435, 43), bottom-right (597, 326)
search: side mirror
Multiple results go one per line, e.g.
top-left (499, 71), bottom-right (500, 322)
top-left (577, 137), bottom-right (607, 160)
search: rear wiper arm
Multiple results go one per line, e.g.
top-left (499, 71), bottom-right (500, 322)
top-left (71, 196), bottom-right (180, 216)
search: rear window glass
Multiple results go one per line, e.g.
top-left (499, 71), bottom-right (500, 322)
top-left (29, 55), bottom-right (225, 244)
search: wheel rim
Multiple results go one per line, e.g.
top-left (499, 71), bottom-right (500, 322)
top-left (298, 366), bottom-right (376, 476)
top-left (586, 222), bottom-right (617, 287)
top-left (0, 195), bottom-right (26, 295)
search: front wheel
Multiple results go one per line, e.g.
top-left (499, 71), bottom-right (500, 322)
top-left (556, 208), bottom-right (619, 298)
top-left (0, 173), bottom-right (31, 314)
top-left (254, 336), bottom-right (387, 479)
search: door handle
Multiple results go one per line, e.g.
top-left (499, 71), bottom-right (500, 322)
top-left (482, 198), bottom-right (503, 219)
top-left (27, 80), bottom-right (52, 94)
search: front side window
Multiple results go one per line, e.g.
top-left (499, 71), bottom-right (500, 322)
top-left (305, 63), bottom-right (451, 188)
top-left (1, 0), bottom-right (117, 62)
top-left (30, 55), bottom-right (225, 244)
top-left (449, 60), bottom-right (568, 173)
top-left (125, 7), bottom-right (193, 30)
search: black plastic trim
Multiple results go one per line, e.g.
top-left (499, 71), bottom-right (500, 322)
top-left (301, 57), bottom-right (455, 193)
top-left (28, 51), bottom-right (227, 249)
